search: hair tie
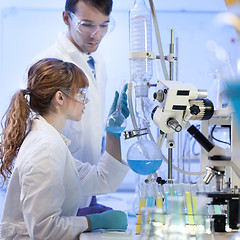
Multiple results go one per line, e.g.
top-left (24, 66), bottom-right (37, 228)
top-left (21, 89), bottom-right (31, 96)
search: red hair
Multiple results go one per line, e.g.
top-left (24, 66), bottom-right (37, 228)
top-left (0, 58), bottom-right (88, 186)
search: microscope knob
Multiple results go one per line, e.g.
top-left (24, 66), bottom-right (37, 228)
top-left (190, 104), bottom-right (200, 115)
top-left (153, 90), bottom-right (164, 102)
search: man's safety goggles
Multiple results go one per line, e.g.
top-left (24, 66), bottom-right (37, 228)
top-left (68, 11), bottom-right (115, 36)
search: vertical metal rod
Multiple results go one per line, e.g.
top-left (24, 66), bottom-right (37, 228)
top-left (168, 29), bottom-right (175, 180)
top-left (148, 0), bottom-right (169, 80)
top-left (169, 29), bottom-right (174, 81)
top-left (176, 37), bottom-right (179, 81)
top-left (168, 148), bottom-right (173, 180)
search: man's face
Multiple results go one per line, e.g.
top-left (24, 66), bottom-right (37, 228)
top-left (66, 1), bottom-right (110, 54)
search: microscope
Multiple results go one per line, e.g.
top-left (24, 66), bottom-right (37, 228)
top-left (127, 0), bottom-right (240, 232)
top-left (187, 122), bottom-right (240, 232)
top-left (151, 79), bottom-right (240, 232)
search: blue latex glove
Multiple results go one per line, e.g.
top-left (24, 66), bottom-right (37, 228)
top-left (108, 83), bottom-right (129, 119)
top-left (86, 210), bottom-right (128, 231)
top-left (77, 196), bottom-right (112, 216)
top-left (106, 84), bottom-right (130, 138)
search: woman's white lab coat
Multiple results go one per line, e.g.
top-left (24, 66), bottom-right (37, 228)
top-left (27, 32), bottom-right (107, 165)
top-left (0, 116), bottom-right (129, 240)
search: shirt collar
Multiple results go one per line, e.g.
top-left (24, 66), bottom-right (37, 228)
top-left (31, 115), bottom-right (71, 146)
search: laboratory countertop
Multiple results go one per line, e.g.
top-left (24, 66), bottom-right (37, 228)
top-left (80, 215), bottom-right (237, 240)
top-left (80, 216), bottom-right (237, 239)
top-left (0, 189), bottom-right (238, 239)
top-left (79, 231), bottom-right (236, 240)
top-left (80, 192), bottom-right (238, 240)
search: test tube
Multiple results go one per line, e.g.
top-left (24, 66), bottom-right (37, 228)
top-left (163, 184), bottom-right (170, 214)
top-left (147, 183), bottom-right (156, 207)
top-left (167, 179), bottom-right (176, 196)
top-left (195, 194), bottom-right (208, 237)
top-left (156, 184), bottom-right (165, 225)
top-left (175, 183), bottom-right (185, 197)
top-left (191, 184), bottom-right (197, 222)
top-left (184, 184), bottom-right (195, 226)
top-left (136, 183), bottom-right (147, 235)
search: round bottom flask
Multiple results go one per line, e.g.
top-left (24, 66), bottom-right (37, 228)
top-left (127, 138), bottom-right (162, 175)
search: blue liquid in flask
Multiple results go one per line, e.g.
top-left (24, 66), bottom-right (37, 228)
top-left (105, 126), bottom-right (126, 134)
top-left (127, 160), bottom-right (162, 175)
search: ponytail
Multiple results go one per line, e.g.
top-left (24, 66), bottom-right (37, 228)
top-left (0, 58), bottom-right (89, 187)
top-left (0, 90), bottom-right (31, 187)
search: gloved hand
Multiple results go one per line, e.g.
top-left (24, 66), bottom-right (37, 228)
top-left (86, 210), bottom-right (128, 231)
top-left (77, 205), bottom-right (113, 216)
top-left (77, 196), bottom-right (113, 216)
top-left (106, 83), bottom-right (130, 138)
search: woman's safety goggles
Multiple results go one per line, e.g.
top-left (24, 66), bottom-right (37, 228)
top-left (68, 11), bottom-right (115, 36)
top-left (60, 87), bottom-right (88, 104)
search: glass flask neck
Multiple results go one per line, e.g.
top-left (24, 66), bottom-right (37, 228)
top-left (133, 0), bottom-right (147, 8)
top-left (139, 134), bottom-right (148, 141)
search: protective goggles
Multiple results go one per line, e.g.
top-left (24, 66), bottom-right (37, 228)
top-left (60, 87), bottom-right (88, 104)
top-left (68, 11), bottom-right (115, 36)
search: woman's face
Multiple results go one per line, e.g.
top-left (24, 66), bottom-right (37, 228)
top-left (63, 88), bottom-right (89, 121)
top-left (66, 97), bottom-right (89, 121)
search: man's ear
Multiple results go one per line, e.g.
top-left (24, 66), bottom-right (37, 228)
top-left (63, 11), bottom-right (71, 26)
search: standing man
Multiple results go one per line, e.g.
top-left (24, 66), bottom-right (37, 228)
top-left (29, 0), bottom-right (116, 214)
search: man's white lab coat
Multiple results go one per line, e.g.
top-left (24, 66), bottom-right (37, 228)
top-left (0, 116), bottom-right (129, 240)
top-left (27, 32), bottom-right (107, 165)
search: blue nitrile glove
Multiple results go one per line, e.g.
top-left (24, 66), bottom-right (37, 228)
top-left (77, 196), bottom-right (113, 216)
top-left (109, 84), bottom-right (129, 118)
top-left (106, 84), bottom-right (130, 138)
top-left (86, 210), bottom-right (128, 231)
top-left (77, 205), bottom-right (113, 216)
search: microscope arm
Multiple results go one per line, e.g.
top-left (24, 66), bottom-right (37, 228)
top-left (187, 124), bottom-right (240, 190)
top-left (224, 161), bottom-right (240, 181)
top-left (187, 124), bottom-right (215, 152)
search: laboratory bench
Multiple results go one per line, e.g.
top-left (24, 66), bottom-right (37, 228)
top-left (81, 191), bottom-right (238, 240)
top-left (80, 215), bottom-right (237, 240)
top-left (80, 231), bottom-right (236, 240)
top-left (0, 189), bottom-right (239, 239)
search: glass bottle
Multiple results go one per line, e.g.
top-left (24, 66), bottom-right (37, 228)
top-left (129, 0), bottom-right (153, 83)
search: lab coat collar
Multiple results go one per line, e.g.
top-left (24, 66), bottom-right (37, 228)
top-left (57, 32), bottom-right (80, 56)
top-left (57, 32), bottom-right (99, 83)
top-left (31, 115), bottom-right (71, 146)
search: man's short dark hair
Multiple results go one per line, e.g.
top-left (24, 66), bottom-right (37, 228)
top-left (65, 0), bottom-right (113, 16)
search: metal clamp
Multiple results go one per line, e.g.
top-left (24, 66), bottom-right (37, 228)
top-left (124, 128), bottom-right (148, 139)
top-left (129, 51), bottom-right (156, 59)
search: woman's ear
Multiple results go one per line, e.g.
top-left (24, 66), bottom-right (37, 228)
top-left (54, 91), bottom-right (64, 105)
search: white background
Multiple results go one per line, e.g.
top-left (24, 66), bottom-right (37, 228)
top-left (0, 0), bottom-right (237, 191)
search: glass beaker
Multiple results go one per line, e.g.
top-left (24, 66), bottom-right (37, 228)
top-left (140, 207), bottom-right (164, 240)
top-left (164, 196), bottom-right (188, 240)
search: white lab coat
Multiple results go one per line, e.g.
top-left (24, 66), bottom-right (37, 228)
top-left (27, 32), bottom-right (107, 165)
top-left (0, 116), bottom-right (129, 240)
